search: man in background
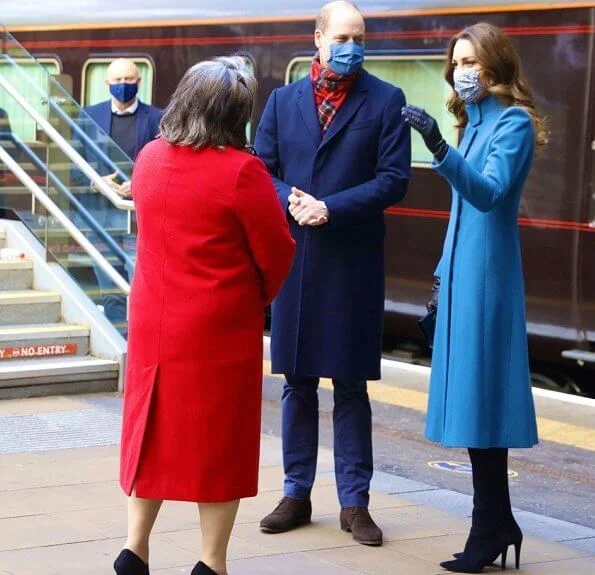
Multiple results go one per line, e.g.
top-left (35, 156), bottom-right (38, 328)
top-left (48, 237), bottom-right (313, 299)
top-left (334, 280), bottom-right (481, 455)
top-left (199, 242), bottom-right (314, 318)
top-left (76, 59), bottom-right (162, 329)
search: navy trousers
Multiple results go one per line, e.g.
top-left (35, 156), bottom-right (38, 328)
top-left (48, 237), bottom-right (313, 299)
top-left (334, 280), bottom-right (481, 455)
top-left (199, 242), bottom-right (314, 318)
top-left (282, 374), bottom-right (373, 508)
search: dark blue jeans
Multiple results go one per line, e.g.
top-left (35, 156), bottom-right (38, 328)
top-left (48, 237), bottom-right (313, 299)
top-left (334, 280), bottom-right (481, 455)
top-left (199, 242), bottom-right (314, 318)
top-left (282, 374), bottom-right (373, 508)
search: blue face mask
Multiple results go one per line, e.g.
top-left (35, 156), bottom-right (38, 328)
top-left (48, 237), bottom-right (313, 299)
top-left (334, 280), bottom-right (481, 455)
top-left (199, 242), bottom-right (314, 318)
top-left (327, 41), bottom-right (365, 76)
top-left (453, 69), bottom-right (484, 103)
top-left (109, 82), bottom-right (139, 104)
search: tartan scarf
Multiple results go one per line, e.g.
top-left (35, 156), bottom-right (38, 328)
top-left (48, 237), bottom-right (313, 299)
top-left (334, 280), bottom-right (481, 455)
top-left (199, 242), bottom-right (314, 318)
top-left (310, 55), bottom-right (359, 134)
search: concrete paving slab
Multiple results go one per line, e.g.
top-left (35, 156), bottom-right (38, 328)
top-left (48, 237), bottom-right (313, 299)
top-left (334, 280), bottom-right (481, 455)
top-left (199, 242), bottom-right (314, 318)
top-left (0, 480), bottom-right (122, 519)
top-left (0, 447), bottom-right (118, 490)
top-left (231, 515), bottom-right (360, 553)
top-left (228, 552), bottom-right (363, 575)
top-left (0, 537), bottom-right (198, 575)
top-left (378, 504), bottom-right (469, 535)
top-left (155, 530), bottom-right (277, 561)
top-left (387, 533), bottom-right (592, 565)
top-left (308, 545), bottom-right (439, 575)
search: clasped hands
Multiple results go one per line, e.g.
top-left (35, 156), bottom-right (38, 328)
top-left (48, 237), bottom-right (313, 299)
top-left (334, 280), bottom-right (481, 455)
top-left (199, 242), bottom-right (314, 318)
top-left (92, 171), bottom-right (132, 199)
top-left (288, 187), bottom-right (329, 226)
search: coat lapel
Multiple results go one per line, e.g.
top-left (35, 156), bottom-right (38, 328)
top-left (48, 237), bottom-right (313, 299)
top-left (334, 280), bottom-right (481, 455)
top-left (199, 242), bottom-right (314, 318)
top-left (135, 102), bottom-right (150, 158)
top-left (319, 71), bottom-right (369, 150)
top-left (297, 80), bottom-right (322, 147)
top-left (457, 127), bottom-right (477, 158)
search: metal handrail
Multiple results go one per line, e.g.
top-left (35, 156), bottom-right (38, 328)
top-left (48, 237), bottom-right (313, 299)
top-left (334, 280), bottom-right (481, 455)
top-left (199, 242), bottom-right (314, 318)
top-left (0, 71), bottom-right (135, 212)
top-left (5, 132), bottom-right (134, 269)
top-left (0, 145), bottom-right (131, 294)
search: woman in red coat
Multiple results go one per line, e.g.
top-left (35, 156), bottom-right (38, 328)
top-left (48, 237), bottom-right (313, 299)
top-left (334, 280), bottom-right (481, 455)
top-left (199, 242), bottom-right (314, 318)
top-left (114, 56), bottom-right (295, 575)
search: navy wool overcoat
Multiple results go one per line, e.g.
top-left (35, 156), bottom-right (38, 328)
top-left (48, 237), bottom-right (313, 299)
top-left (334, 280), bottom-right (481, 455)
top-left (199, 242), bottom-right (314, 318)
top-left (426, 95), bottom-right (539, 448)
top-left (255, 70), bottom-right (411, 380)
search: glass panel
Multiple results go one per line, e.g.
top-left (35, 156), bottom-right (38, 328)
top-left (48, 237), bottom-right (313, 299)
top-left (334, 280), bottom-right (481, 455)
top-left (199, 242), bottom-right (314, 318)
top-left (0, 26), bottom-right (135, 336)
top-left (83, 59), bottom-right (154, 106)
top-left (286, 57), bottom-right (457, 164)
top-left (0, 60), bottom-right (59, 141)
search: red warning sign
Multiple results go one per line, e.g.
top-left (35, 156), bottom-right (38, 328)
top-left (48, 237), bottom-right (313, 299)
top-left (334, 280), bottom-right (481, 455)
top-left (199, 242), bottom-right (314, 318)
top-left (0, 343), bottom-right (78, 360)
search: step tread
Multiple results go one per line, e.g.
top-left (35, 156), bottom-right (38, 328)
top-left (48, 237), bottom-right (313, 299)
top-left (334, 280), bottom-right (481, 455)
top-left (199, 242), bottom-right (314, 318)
top-left (0, 290), bottom-right (61, 304)
top-left (0, 260), bottom-right (32, 270)
top-left (0, 323), bottom-right (89, 341)
top-left (0, 356), bottom-right (119, 379)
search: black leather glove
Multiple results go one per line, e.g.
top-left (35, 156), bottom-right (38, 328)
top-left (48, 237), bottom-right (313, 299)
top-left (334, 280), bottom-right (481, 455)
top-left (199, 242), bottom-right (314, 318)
top-left (401, 105), bottom-right (449, 162)
top-left (427, 276), bottom-right (440, 314)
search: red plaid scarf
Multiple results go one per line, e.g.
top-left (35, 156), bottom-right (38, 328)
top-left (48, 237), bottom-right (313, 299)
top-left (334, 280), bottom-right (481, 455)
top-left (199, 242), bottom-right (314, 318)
top-left (310, 55), bottom-right (359, 134)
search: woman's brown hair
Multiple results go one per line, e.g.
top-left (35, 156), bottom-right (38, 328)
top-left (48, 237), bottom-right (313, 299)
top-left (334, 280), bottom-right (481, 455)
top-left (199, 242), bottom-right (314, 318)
top-left (445, 22), bottom-right (549, 147)
top-left (159, 56), bottom-right (257, 150)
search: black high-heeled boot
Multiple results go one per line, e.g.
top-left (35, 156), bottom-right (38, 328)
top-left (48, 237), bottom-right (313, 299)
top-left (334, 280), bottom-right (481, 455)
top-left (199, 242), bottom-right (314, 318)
top-left (440, 448), bottom-right (523, 573)
top-left (190, 561), bottom-right (218, 575)
top-left (452, 449), bottom-right (523, 567)
top-left (113, 549), bottom-right (150, 575)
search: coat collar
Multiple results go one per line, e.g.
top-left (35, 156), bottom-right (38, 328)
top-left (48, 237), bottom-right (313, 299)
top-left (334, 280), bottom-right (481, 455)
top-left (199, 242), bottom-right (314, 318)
top-left (297, 70), bottom-right (370, 149)
top-left (466, 94), bottom-right (502, 127)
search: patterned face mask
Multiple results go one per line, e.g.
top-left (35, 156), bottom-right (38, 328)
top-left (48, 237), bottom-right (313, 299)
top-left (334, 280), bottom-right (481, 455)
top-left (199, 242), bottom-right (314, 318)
top-left (453, 68), bottom-right (484, 103)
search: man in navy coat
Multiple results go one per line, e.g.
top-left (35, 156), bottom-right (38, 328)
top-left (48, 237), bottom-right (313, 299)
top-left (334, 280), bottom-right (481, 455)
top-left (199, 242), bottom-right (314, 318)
top-left (255, 0), bottom-right (411, 546)
top-left (76, 59), bottom-right (162, 328)
top-left (79, 58), bottom-right (162, 196)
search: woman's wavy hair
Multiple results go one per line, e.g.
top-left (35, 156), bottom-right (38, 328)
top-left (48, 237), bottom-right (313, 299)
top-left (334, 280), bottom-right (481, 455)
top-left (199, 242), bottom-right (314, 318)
top-left (159, 55), bottom-right (257, 150)
top-left (445, 23), bottom-right (549, 147)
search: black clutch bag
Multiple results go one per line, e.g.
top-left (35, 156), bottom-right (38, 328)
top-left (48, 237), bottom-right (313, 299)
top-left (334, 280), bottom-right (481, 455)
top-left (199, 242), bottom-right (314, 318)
top-left (418, 277), bottom-right (440, 349)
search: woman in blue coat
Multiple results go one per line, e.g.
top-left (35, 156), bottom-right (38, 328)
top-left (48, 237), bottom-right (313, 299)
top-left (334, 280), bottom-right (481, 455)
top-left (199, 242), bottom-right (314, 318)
top-left (402, 23), bottom-right (548, 573)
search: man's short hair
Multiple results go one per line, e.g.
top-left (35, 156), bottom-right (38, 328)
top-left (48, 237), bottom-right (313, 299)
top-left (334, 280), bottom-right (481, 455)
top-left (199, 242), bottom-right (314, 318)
top-left (159, 56), bottom-right (256, 150)
top-left (315, 1), bottom-right (363, 32)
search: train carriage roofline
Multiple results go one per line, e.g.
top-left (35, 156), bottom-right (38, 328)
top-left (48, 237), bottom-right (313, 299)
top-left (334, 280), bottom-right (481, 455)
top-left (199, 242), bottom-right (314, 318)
top-left (3, 1), bottom-right (595, 32)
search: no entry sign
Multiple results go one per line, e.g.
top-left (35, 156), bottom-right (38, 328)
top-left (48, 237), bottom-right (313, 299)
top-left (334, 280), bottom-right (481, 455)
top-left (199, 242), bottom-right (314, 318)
top-left (0, 343), bottom-right (78, 360)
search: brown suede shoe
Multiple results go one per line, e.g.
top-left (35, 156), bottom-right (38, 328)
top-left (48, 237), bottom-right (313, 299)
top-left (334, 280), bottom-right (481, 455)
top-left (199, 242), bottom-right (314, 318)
top-left (340, 507), bottom-right (383, 546)
top-left (260, 497), bottom-right (312, 533)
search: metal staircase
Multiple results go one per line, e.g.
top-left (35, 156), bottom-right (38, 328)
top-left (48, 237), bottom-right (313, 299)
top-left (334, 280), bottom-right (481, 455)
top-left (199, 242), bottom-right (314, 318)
top-left (0, 228), bottom-right (119, 398)
top-left (0, 26), bottom-right (135, 396)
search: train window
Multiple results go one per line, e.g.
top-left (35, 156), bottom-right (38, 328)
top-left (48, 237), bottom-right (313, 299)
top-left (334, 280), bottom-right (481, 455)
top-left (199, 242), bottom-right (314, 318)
top-left (0, 58), bottom-right (61, 141)
top-left (242, 56), bottom-right (256, 143)
top-left (285, 56), bottom-right (457, 165)
top-left (81, 58), bottom-right (154, 107)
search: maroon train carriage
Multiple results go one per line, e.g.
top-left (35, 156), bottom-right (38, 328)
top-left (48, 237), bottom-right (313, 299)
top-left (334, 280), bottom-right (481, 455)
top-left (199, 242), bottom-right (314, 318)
top-left (2, 0), bottom-right (595, 394)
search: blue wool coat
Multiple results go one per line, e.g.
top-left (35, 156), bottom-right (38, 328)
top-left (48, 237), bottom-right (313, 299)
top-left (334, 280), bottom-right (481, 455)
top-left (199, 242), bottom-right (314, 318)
top-left (426, 95), bottom-right (539, 448)
top-left (255, 71), bottom-right (411, 380)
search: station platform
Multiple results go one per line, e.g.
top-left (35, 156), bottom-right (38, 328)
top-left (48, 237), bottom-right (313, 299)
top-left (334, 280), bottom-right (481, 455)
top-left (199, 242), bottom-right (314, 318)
top-left (1, 387), bottom-right (594, 574)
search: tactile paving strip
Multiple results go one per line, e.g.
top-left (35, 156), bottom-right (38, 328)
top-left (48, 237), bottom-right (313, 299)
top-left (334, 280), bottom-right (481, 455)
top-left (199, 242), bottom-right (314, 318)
top-left (0, 409), bottom-right (121, 453)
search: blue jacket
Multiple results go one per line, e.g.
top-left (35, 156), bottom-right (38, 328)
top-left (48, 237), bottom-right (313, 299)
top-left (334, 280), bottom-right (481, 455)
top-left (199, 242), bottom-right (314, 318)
top-left (255, 70), bottom-right (411, 380)
top-left (84, 100), bottom-right (162, 162)
top-left (426, 95), bottom-right (539, 448)
top-left (73, 100), bottom-right (162, 181)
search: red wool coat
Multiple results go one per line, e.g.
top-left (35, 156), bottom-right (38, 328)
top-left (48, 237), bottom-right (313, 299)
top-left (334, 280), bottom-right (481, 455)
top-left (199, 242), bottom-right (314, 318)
top-left (120, 138), bottom-right (295, 502)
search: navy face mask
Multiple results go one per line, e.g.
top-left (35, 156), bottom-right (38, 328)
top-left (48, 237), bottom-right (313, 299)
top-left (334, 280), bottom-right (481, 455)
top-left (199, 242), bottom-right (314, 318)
top-left (109, 82), bottom-right (139, 104)
top-left (327, 41), bottom-right (365, 76)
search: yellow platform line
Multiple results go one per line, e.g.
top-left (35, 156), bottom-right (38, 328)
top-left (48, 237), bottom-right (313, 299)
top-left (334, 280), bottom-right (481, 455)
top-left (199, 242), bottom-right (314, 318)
top-left (263, 361), bottom-right (595, 452)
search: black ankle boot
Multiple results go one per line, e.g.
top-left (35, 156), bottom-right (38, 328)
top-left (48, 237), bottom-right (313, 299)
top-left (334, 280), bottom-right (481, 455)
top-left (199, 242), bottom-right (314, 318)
top-left (113, 549), bottom-right (149, 575)
top-left (441, 448), bottom-right (523, 573)
top-left (452, 515), bottom-right (523, 564)
top-left (441, 530), bottom-right (522, 572)
top-left (191, 561), bottom-right (218, 575)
